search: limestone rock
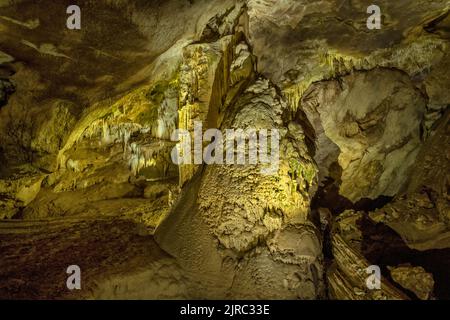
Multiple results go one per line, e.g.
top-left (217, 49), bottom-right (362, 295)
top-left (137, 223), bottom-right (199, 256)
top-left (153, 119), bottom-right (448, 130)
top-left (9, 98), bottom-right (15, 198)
top-left (177, 33), bottom-right (255, 185)
top-left (246, 0), bottom-right (449, 108)
top-left (0, 166), bottom-right (44, 219)
top-left (198, 79), bottom-right (317, 252)
top-left (328, 215), bottom-right (408, 300)
top-left (368, 111), bottom-right (450, 250)
top-left (0, 78), bottom-right (14, 107)
top-left (424, 52), bottom-right (450, 109)
top-left (0, 0), bottom-right (449, 300)
top-left (389, 264), bottom-right (435, 300)
top-left (334, 210), bottom-right (364, 250)
top-left (156, 78), bottom-right (324, 299)
top-left (30, 100), bottom-right (78, 170)
top-left (199, 1), bottom-right (248, 42)
top-left (301, 68), bottom-right (426, 202)
top-left (0, 217), bottom-right (187, 299)
top-left (328, 232), bottom-right (408, 300)
top-left (143, 183), bottom-right (169, 201)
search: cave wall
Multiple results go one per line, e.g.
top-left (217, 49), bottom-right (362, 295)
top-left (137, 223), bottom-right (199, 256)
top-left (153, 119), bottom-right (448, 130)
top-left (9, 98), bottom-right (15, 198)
top-left (0, 0), bottom-right (449, 300)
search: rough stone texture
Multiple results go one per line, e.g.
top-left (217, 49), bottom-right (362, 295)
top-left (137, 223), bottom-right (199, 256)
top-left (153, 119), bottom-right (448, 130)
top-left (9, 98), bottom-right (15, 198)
top-left (369, 111), bottom-right (450, 251)
top-left (198, 79), bottom-right (323, 298)
top-left (30, 100), bottom-right (79, 170)
top-left (328, 233), bottom-right (408, 300)
top-left (246, 0), bottom-right (449, 101)
top-left (0, 166), bottom-right (44, 219)
top-left (156, 79), bottom-right (324, 299)
top-left (389, 264), bottom-right (435, 300)
top-left (0, 217), bottom-right (187, 299)
top-left (327, 210), bottom-right (408, 300)
top-left (177, 30), bottom-right (255, 186)
top-left (0, 0), bottom-right (449, 300)
top-left (198, 79), bottom-right (316, 252)
top-left (0, 78), bottom-right (14, 107)
top-left (301, 68), bottom-right (426, 202)
top-left (328, 113), bottom-right (450, 298)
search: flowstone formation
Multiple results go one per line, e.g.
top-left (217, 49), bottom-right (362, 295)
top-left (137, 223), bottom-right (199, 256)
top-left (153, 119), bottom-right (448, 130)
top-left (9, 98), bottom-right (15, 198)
top-left (156, 78), bottom-right (323, 299)
top-left (0, 0), bottom-right (449, 300)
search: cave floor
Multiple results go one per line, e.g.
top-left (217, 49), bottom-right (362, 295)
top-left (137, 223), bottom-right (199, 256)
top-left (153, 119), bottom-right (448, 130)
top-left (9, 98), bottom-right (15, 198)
top-left (0, 217), bottom-right (167, 299)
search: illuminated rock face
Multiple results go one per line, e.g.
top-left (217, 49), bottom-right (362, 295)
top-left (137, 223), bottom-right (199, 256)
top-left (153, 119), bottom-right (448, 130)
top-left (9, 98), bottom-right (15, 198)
top-left (177, 33), bottom-right (254, 186)
top-left (170, 79), bottom-right (324, 299)
top-left (389, 265), bottom-right (435, 300)
top-left (0, 0), bottom-right (449, 300)
top-left (301, 68), bottom-right (426, 202)
top-left (368, 115), bottom-right (450, 252)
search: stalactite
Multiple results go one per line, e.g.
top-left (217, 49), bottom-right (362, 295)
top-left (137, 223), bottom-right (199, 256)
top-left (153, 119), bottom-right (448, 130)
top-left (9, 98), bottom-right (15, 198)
top-left (128, 142), bottom-right (159, 176)
top-left (283, 37), bottom-right (447, 113)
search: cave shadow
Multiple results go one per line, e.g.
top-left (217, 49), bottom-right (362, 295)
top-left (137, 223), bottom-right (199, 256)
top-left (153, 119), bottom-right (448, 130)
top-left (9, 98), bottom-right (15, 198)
top-left (359, 216), bottom-right (450, 300)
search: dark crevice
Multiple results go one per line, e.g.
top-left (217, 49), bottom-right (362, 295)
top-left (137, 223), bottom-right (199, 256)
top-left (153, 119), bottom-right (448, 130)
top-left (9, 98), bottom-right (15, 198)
top-left (311, 176), bottom-right (393, 216)
top-left (294, 108), bottom-right (317, 158)
top-left (0, 78), bottom-right (15, 108)
top-left (359, 215), bottom-right (450, 300)
top-left (424, 10), bottom-right (450, 35)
